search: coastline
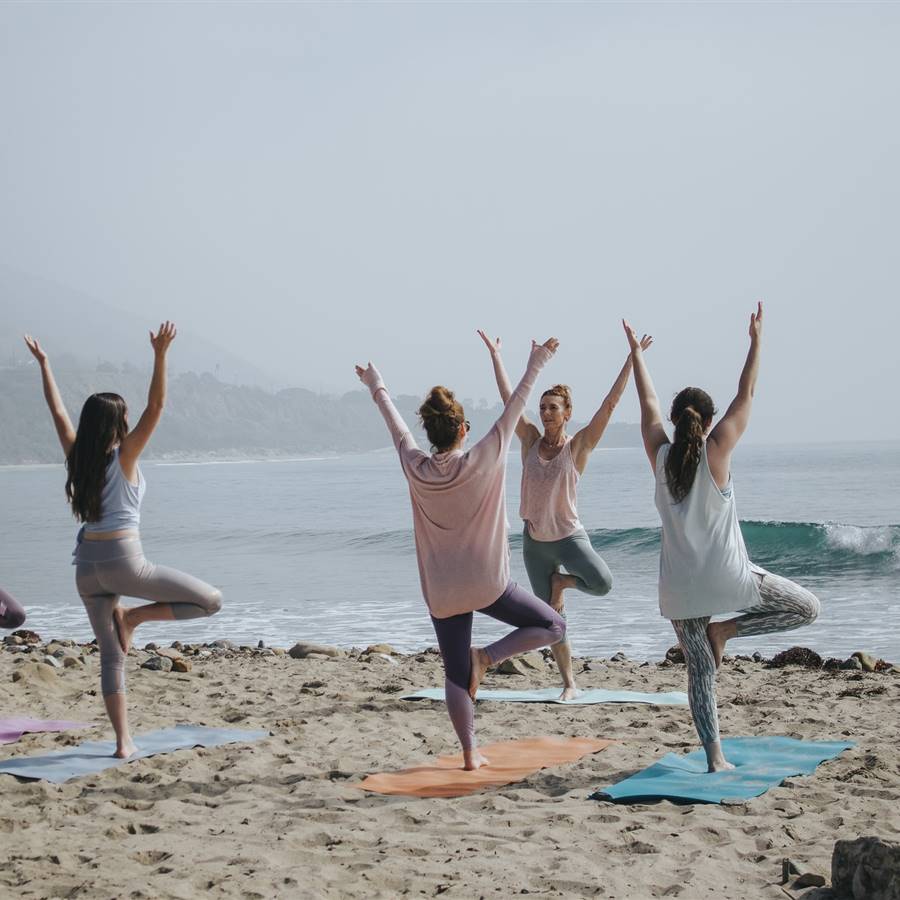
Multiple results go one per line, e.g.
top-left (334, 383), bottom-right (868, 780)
top-left (2, 633), bottom-right (898, 898)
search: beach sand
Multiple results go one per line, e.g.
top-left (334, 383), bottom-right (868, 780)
top-left (1, 637), bottom-right (897, 899)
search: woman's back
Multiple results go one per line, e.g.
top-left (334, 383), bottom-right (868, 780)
top-left (82, 448), bottom-right (146, 533)
top-left (654, 441), bottom-right (759, 620)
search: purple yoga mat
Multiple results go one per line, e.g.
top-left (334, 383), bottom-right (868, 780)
top-left (0, 717), bottom-right (92, 745)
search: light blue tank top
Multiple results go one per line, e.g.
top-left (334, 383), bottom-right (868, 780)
top-left (82, 447), bottom-right (146, 533)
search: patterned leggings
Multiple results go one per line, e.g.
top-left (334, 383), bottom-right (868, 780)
top-left (671, 567), bottom-right (820, 747)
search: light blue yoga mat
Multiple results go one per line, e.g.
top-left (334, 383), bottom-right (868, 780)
top-left (593, 736), bottom-right (854, 804)
top-left (0, 725), bottom-right (269, 784)
top-left (403, 687), bottom-right (689, 706)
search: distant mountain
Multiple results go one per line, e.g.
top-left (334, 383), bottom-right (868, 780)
top-left (0, 265), bottom-right (274, 387)
top-left (1, 360), bottom-right (642, 464)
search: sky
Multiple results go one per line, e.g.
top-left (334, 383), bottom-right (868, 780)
top-left (1, 2), bottom-right (898, 443)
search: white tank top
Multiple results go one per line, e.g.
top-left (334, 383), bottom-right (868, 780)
top-left (654, 441), bottom-right (760, 620)
top-left (82, 447), bottom-right (146, 533)
top-left (519, 437), bottom-right (582, 542)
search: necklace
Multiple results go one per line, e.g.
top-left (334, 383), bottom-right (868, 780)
top-left (541, 434), bottom-right (566, 449)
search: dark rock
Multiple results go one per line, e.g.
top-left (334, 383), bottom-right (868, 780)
top-left (610, 652), bottom-right (628, 663)
top-left (823, 657), bottom-right (843, 671)
top-left (752, 651), bottom-right (764, 662)
top-left (768, 646), bottom-right (823, 669)
top-left (141, 655), bottom-right (173, 672)
top-left (144, 642), bottom-right (158, 651)
top-left (665, 646), bottom-right (685, 665)
top-left (210, 639), bottom-right (235, 649)
top-left (793, 873), bottom-right (827, 888)
top-left (258, 640), bottom-right (266, 649)
top-left (841, 657), bottom-right (863, 671)
top-left (832, 836), bottom-right (900, 900)
top-left (12, 629), bottom-right (41, 644)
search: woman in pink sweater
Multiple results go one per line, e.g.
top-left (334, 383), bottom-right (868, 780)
top-left (355, 338), bottom-right (565, 770)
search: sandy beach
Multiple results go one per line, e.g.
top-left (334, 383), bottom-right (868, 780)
top-left (1, 635), bottom-right (897, 899)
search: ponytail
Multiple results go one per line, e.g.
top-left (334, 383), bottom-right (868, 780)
top-left (665, 387), bottom-right (716, 503)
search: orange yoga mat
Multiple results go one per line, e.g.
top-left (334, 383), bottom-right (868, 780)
top-left (356, 736), bottom-right (615, 798)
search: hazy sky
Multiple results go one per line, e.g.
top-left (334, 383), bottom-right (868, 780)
top-left (2, 2), bottom-right (898, 442)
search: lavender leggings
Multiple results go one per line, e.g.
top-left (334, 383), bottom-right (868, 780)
top-left (0, 587), bottom-right (26, 629)
top-left (431, 581), bottom-right (566, 752)
top-left (75, 537), bottom-right (222, 696)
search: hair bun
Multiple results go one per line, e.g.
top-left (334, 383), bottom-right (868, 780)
top-left (418, 385), bottom-right (465, 451)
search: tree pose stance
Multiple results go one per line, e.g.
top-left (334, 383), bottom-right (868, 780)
top-left (355, 338), bottom-right (565, 769)
top-left (26, 325), bottom-right (222, 758)
top-left (625, 304), bottom-right (818, 771)
top-left (477, 329), bottom-right (652, 700)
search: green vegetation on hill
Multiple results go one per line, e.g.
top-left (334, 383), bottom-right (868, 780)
top-left (1, 362), bottom-right (641, 464)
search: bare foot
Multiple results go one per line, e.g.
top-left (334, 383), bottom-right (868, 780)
top-left (463, 749), bottom-right (490, 770)
top-left (704, 740), bottom-right (735, 772)
top-left (706, 620), bottom-right (733, 670)
top-left (708, 758), bottom-right (736, 773)
top-left (468, 647), bottom-right (491, 701)
top-left (114, 739), bottom-right (138, 759)
top-left (549, 572), bottom-right (576, 613)
top-left (558, 685), bottom-right (579, 702)
top-left (112, 605), bottom-right (134, 654)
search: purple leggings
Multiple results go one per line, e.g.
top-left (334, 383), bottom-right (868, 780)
top-left (0, 587), bottom-right (26, 630)
top-left (430, 580), bottom-right (566, 752)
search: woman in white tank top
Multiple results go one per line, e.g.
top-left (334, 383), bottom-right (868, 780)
top-left (624, 304), bottom-right (819, 772)
top-left (478, 328), bottom-right (652, 700)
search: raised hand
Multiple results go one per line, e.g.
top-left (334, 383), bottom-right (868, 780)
top-left (477, 329), bottom-right (502, 356)
top-left (23, 334), bottom-right (48, 364)
top-left (622, 319), bottom-right (642, 352)
top-left (150, 321), bottom-right (177, 355)
top-left (639, 334), bottom-right (653, 352)
top-left (355, 362), bottom-right (384, 392)
top-left (749, 301), bottom-right (763, 343)
top-left (534, 337), bottom-right (559, 356)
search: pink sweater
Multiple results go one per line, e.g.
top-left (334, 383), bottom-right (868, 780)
top-left (363, 345), bottom-right (553, 619)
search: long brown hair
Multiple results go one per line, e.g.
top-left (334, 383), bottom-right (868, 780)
top-left (418, 386), bottom-right (465, 452)
top-left (65, 393), bottom-right (129, 522)
top-left (664, 387), bottom-right (716, 503)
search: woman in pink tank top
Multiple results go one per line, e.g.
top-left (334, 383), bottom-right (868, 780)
top-left (478, 329), bottom-right (652, 700)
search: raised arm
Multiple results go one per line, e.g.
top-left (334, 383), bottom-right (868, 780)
top-left (355, 362), bottom-right (421, 464)
top-left (571, 335), bottom-right (653, 473)
top-left (708, 302), bottom-right (763, 473)
top-left (490, 338), bottom-right (557, 450)
top-left (119, 322), bottom-right (176, 477)
top-left (476, 330), bottom-right (539, 447)
top-left (24, 336), bottom-right (76, 456)
top-left (623, 321), bottom-right (668, 471)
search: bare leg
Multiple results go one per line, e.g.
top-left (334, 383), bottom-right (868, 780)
top-left (103, 692), bottom-right (137, 759)
top-left (468, 647), bottom-right (491, 701)
top-left (706, 619), bottom-right (738, 670)
top-left (463, 748), bottom-right (490, 770)
top-left (549, 641), bottom-right (578, 701)
top-left (549, 572), bottom-right (577, 613)
top-left (115, 602), bottom-right (177, 653)
top-left (704, 740), bottom-right (735, 773)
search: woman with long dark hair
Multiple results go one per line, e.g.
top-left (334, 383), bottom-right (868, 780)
top-left (355, 338), bottom-right (565, 770)
top-left (477, 329), bottom-right (652, 700)
top-left (624, 304), bottom-right (818, 771)
top-left (25, 324), bottom-right (222, 758)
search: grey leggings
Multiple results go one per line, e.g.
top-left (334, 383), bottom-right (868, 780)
top-left (75, 537), bottom-right (222, 695)
top-left (671, 566), bottom-right (820, 747)
top-left (522, 527), bottom-right (613, 635)
top-left (0, 587), bottom-right (26, 630)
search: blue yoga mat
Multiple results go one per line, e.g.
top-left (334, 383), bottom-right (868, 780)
top-left (0, 725), bottom-right (269, 784)
top-left (403, 687), bottom-right (689, 706)
top-left (593, 736), bottom-right (854, 804)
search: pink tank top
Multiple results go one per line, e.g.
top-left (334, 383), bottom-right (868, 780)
top-left (519, 436), bottom-right (582, 542)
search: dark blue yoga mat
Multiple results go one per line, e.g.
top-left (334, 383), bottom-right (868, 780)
top-left (593, 736), bottom-right (854, 804)
top-left (0, 725), bottom-right (269, 784)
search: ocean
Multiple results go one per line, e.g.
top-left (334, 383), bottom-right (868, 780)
top-left (1, 441), bottom-right (897, 662)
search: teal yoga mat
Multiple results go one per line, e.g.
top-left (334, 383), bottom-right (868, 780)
top-left (0, 725), bottom-right (269, 784)
top-left (403, 687), bottom-right (689, 705)
top-left (593, 736), bottom-right (854, 804)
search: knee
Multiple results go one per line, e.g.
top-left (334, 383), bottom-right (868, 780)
top-left (206, 589), bottom-right (223, 616)
top-left (802, 591), bottom-right (820, 625)
top-left (5, 609), bottom-right (26, 630)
